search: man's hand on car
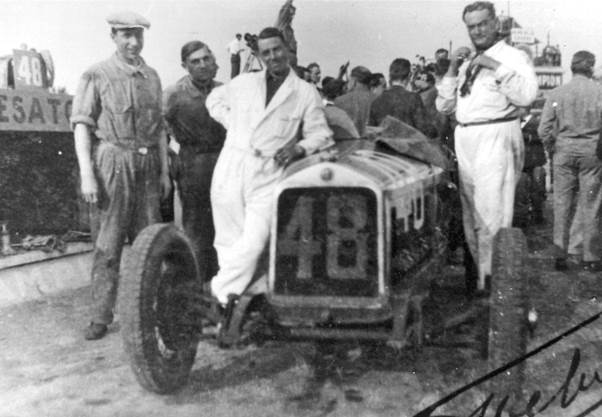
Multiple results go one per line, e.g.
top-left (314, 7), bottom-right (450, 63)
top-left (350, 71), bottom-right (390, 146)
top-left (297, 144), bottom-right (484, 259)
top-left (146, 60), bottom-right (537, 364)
top-left (274, 143), bottom-right (305, 167)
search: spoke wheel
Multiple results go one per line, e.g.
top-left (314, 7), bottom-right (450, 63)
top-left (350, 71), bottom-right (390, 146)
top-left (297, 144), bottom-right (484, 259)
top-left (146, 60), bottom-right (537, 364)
top-left (120, 223), bottom-right (201, 394)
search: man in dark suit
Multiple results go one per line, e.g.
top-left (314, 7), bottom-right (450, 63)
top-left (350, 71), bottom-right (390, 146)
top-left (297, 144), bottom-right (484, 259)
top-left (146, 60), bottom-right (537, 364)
top-left (370, 58), bottom-right (436, 138)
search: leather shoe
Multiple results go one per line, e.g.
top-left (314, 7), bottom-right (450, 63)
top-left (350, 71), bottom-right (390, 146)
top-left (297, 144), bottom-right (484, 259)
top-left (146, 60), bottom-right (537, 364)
top-left (84, 322), bottom-right (108, 340)
top-left (555, 258), bottom-right (569, 271)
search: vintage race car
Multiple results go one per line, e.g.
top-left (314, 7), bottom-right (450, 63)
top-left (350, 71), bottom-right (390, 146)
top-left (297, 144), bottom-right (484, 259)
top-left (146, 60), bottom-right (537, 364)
top-left (119, 119), bottom-right (532, 397)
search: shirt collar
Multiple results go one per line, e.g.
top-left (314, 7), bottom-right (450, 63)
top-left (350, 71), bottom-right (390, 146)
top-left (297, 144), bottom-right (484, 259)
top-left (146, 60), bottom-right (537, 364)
top-left (572, 73), bottom-right (591, 81)
top-left (112, 52), bottom-right (149, 78)
top-left (182, 75), bottom-right (216, 97)
top-left (266, 67), bottom-right (291, 83)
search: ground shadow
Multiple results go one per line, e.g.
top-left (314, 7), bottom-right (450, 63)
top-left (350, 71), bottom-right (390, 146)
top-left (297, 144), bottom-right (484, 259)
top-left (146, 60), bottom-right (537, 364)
top-left (169, 343), bottom-right (304, 404)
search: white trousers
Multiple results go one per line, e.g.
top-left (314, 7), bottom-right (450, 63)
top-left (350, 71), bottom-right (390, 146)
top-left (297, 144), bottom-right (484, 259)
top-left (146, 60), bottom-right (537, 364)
top-left (455, 120), bottom-right (524, 287)
top-left (210, 147), bottom-right (281, 304)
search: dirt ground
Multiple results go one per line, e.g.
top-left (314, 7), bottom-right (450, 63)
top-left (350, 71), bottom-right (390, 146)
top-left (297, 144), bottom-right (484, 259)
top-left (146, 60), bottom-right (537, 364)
top-left (1, 206), bottom-right (601, 417)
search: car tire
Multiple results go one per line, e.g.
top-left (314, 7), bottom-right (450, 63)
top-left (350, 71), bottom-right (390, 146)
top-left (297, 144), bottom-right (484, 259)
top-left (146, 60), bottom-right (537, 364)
top-left (120, 223), bottom-right (201, 394)
top-left (487, 227), bottom-right (529, 401)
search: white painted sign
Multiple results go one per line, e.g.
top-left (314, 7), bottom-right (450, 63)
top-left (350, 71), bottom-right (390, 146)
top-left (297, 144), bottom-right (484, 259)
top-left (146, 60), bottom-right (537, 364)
top-left (511, 28), bottom-right (535, 44)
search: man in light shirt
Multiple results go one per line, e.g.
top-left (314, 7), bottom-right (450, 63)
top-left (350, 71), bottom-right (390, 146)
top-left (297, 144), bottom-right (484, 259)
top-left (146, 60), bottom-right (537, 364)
top-left (226, 33), bottom-right (245, 79)
top-left (206, 27), bottom-right (332, 307)
top-left (538, 51), bottom-right (602, 272)
top-left (436, 1), bottom-right (538, 293)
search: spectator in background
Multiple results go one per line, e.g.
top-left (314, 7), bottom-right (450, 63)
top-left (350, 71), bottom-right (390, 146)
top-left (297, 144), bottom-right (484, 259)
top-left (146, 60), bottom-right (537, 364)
top-left (321, 76), bottom-right (334, 92)
top-left (369, 73), bottom-right (387, 97)
top-left (538, 50), bottom-right (602, 272)
top-left (417, 55), bottom-right (426, 70)
top-left (295, 65), bottom-right (312, 82)
top-left (414, 70), bottom-right (437, 111)
top-left (334, 65), bottom-right (374, 136)
top-left (414, 69), bottom-right (441, 136)
top-left (303, 68), bottom-right (312, 83)
top-left (294, 65), bottom-right (307, 79)
top-left (321, 78), bottom-right (360, 140)
top-left (434, 58), bottom-right (451, 83)
top-left (226, 33), bottom-right (245, 78)
top-left (435, 48), bottom-right (449, 61)
top-left (370, 58), bottom-right (436, 137)
top-left (307, 62), bottom-right (321, 85)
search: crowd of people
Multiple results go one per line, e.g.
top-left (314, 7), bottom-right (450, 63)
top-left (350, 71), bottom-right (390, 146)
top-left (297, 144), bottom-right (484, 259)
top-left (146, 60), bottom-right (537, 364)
top-left (263, 52), bottom-right (454, 142)
top-left (71, 1), bottom-right (601, 341)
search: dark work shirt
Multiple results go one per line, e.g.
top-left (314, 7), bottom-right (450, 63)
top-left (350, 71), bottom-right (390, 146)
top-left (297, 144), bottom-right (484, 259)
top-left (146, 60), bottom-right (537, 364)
top-left (266, 70), bottom-right (289, 106)
top-left (370, 85), bottom-right (436, 137)
top-left (163, 75), bottom-right (225, 151)
top-left (538, 74), bottom-right (602, 148)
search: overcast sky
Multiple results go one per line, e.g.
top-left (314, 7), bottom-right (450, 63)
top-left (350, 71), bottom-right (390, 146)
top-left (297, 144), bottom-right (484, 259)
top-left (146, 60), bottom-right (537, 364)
top-left (0, 0), bottom-right (600, 93)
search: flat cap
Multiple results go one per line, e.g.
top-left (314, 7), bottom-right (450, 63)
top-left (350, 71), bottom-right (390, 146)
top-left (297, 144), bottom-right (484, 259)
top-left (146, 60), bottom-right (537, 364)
top-left (106, 11), bottom-right (150, 30)
top-left (350, 66), bottom-right (372, 84)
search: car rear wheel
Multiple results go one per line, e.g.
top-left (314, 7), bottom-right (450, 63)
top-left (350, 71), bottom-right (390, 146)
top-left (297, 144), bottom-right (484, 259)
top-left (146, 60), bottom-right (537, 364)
top-left (120, 223), bottom-right (201, 394)
top-left (487, 227), bottom-right (529, 402)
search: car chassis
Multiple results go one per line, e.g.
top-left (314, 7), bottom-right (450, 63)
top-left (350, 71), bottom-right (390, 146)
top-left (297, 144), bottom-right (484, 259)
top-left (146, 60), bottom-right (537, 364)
top-left (119, 120), bottom-right (532, 398)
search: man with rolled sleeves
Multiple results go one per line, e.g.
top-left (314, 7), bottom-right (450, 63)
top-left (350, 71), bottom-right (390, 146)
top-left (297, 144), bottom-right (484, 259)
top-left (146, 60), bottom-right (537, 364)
top-left (163, 41), bottom-right (225, 282)
top-left (71, 11), bottom-right (171, 340)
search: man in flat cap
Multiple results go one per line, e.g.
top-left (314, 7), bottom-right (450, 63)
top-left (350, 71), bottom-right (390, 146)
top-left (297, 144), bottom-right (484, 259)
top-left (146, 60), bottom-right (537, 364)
top-left (206, 26), bottom-right (332, 308)
top-left (538, 50), bottom-right (602, 272)
top-left (71, 11), bottom-right (171, 340)
top-left (437, 1), bottom-right (538, 293)
top-left (334, 65), bottom-right (374, 136)
top-left (163, 41), bottom-right (225, 282)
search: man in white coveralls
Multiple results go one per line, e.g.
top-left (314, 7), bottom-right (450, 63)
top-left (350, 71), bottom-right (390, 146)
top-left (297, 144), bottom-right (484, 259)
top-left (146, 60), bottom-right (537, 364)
top-left (206, 26), bottom-right (333, 307)
top-left (436, 1), bottom-right (537, 292)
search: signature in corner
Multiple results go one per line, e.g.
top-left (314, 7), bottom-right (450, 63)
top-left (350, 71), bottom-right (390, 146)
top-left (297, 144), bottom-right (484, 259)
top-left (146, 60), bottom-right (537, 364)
top-left (414, 312), bottom-right (602, 417)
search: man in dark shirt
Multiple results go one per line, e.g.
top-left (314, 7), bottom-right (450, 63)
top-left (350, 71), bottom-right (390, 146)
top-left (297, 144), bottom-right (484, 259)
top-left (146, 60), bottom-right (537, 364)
top-left (163, 41), bottom-right (226, 281)
top-left (370, 58), bottom-right (436, 137)
top-left (538, 50), bottom-right (602, 272)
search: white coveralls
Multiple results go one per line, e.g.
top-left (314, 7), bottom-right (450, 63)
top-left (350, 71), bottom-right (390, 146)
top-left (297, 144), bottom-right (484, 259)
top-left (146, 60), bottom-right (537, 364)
top-left (206, 70), bottom-right (333, 303)
top-left (437, 40), bottom-right (538, 287)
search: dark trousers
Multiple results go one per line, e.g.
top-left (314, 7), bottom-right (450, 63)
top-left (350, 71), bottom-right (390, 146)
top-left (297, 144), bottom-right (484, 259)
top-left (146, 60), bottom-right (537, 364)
top-left (230, 54), bottom-right (241, 79)
top-left (553, 145), bottom-right (602, 262)
top-left (90, 142), bottom-right (161, 324)
top-left (177, 149), bottom-right (220, 281)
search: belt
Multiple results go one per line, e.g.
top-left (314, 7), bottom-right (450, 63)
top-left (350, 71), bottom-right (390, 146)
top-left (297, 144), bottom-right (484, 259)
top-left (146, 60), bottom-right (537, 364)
top-left (180, 143), bottom-right (222, 154)
top-left (100, 141), bottom-right (157, 155)
top-left (225, 145), bottom-right (278, 158)
top-left (457, 116), bottom-right (518, 128)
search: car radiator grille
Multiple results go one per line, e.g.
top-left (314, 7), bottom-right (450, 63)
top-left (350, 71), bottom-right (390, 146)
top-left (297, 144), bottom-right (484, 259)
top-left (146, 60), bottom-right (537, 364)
top-left (274, 187), bottom-right (378, 297)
